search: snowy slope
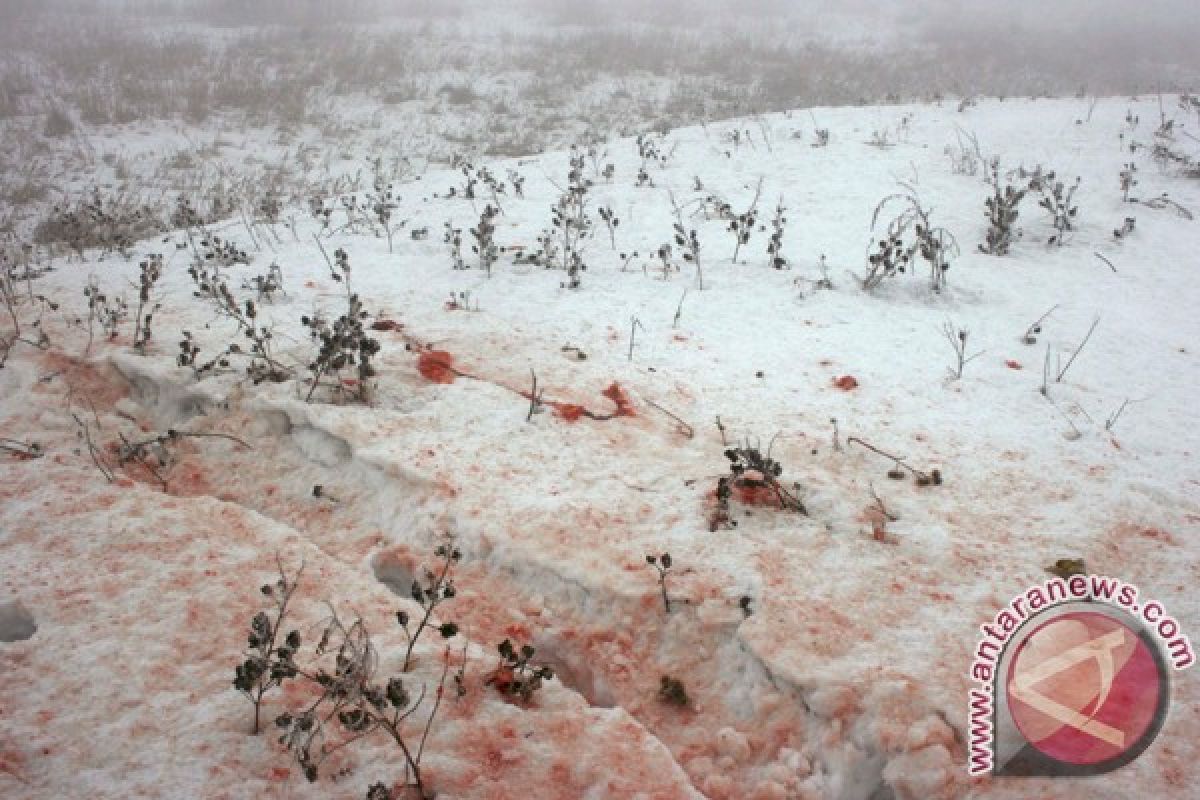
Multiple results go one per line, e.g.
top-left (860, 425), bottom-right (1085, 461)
top-left (1, 95), bottom-right (1198, 799)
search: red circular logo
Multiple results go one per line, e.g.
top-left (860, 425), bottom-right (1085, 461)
top-left (1006, 610), bottom-right (1164, 766)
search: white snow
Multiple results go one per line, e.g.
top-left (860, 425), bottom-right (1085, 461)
top-left (1, 95), bottom-right (1199, 799)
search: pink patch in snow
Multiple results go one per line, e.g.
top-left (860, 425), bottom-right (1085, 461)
top-left (602, 382), bottom-right (635, 416)
top-left (735, 482), bottom-right (780, 507)
top-left (38, 352), bottom-right (128, 408)
top-left (0, 746), bottom-right (29, 785)
top-left (832, 375), bottom-right (859, 390)
top-left (552, 402), bottom-right (585, 422)
top-left (418, 350), bottom-right (457, 383)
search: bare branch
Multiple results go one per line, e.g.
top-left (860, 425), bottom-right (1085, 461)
top-left (1056, 317), bottom-right (1100, 383)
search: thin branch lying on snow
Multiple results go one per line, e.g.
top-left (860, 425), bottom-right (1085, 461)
top-left (70, 410), bottom-right (114, 483)
top-left (1093, 252), bottom-right (1118, 273)
top-left (1056, 317), bottom-right (1100, 384)
top-left (65, 389), bottom-right (114, 481)
top-left (116, 430), bottom-right (169, 490)
top-left (869, 483), bottom-right (898, 522)
top-left (165, 429), bottom-right (252, 448)
top-left (1138, 193), bottom-right (1193, 220)
top-left (67, 401), bottom-right (253, 490)
top-left (645, 398), bottom-right (694, 439)
top-left (116, 428), bottom-right (253, 490)
top-left (847, 436), bottom-right (941, 486)
top-left (0, 437), bottom-right (43, 458)
top-left (1104, 397), bottom-right (1148, 432)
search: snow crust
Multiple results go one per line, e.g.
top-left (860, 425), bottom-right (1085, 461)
top-left (1, 96), bottom-right (1198, 799)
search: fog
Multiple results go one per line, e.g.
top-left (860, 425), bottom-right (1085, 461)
top-left (1, 0), bottom-right (1196, 173)
top-left (4, 1), bottom-right (1197, 94)
top-left (8, 0), bottom-right (1199, 48)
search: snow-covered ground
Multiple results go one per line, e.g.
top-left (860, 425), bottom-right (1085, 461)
top-left (1, 95), bottom-right (1198, 799)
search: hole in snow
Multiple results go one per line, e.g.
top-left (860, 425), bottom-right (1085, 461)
top-left (868, 783), bottom-right (897, 800)
top-left (532, 631), bottom-right (616, 708)
top-left (174, 394), bottom-right (209, 421)
top-left (0, 600), bottom-right (36, 642)
top-left (372, 553), bottom-right (416, 598)
top-left (259, 410), bottom-right (293, 437)
top-left (128, 374), bottom-right (160, 406)
top-left (291, 425), bottom-right (352, 467)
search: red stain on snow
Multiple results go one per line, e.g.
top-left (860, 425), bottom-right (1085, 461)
top-left (0, 747), bottom-right (29, 785)
top-left (38, 352), bottom-right (129, 408)
top-left (602, 382), bottom-right (635, 416)
top-left (503, 623), bottom-right (531, 640)
top-left (832, 375), bottom-right (859, 390)
top-left (1135, 526), bottom-right (1176, 544)
top-left (418, 350), bottom-right (457, 383)
top-left (485, 666), bottom-right (517, 696)
top-left (549, 383), bottom-right (634, 422)
top-left (735, 483), bottom-right (781, 506)
top-left (553, 403), bottom-right (585, 422)
top-left (1005, 359), bottom-right (1023, 370)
